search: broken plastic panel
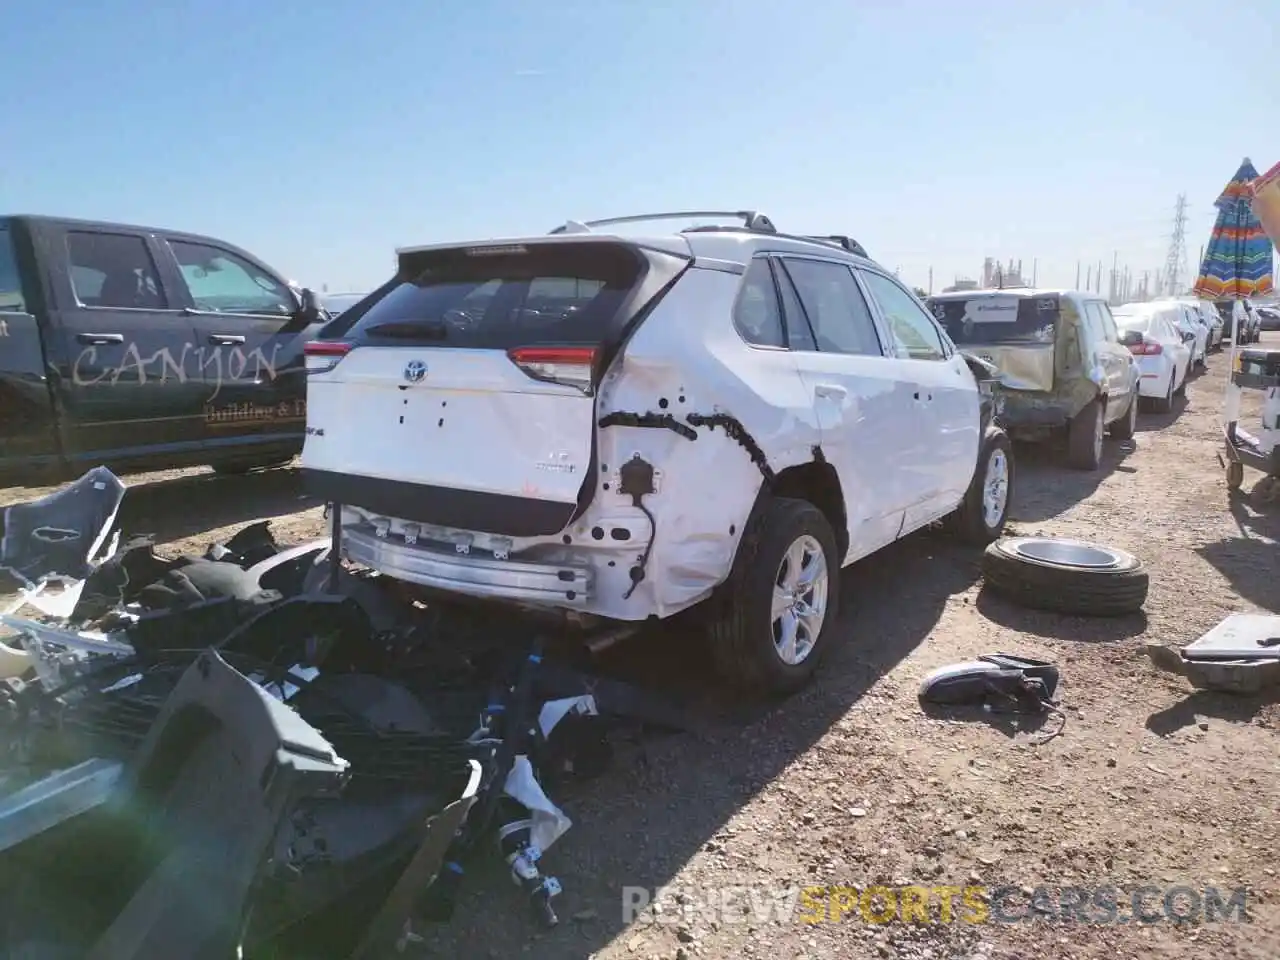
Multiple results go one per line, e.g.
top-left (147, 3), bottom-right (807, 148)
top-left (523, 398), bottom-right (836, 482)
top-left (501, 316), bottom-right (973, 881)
top-left (0, 467), bottom-right (125, 589)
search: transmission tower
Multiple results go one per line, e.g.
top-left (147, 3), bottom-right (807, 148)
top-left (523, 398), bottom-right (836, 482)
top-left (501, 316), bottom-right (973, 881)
top-left (1163, 194), bottom-right (1188, 296)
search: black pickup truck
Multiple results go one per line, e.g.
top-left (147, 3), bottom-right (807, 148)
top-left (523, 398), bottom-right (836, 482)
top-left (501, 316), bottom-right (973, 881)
top-left (0, 215), bottom-right (328, 486)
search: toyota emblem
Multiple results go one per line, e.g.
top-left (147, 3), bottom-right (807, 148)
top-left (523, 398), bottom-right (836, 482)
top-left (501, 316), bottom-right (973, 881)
top-left (403, 360), bottom-right (427, 383)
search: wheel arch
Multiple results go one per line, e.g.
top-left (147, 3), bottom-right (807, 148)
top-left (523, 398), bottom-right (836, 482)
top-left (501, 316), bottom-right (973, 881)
top-left (756, 455), bottom-right (849, 561)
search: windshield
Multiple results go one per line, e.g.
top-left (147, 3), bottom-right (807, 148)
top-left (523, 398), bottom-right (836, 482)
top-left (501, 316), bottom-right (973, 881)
top-left (927, 294), bottom-right (1057, 345)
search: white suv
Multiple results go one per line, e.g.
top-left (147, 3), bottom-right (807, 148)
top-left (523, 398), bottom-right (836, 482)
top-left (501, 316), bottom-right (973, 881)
top-left (301, 211), bottom-right (1014, 695)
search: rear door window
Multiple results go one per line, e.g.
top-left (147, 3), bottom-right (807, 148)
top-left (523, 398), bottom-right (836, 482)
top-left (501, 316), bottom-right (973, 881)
top-left (928, 295), bottom-right (1057, 345)
top-left (0, 227), bottom-right (25, 313)
top-left (777, 258), bottom-right (882, 356)
top-left (66, 232), bottom-right (167, 310)
top-left (347, 242), bottom-right (648, 349)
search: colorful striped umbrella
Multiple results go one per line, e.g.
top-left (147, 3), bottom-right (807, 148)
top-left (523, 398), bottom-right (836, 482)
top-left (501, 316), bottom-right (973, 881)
top-left (1192, 157), bottom-right (1274, 299)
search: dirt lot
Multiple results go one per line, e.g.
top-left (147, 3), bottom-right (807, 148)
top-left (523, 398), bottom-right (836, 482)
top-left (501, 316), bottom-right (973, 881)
top-left (2, 338), bottom-right (1278, 960)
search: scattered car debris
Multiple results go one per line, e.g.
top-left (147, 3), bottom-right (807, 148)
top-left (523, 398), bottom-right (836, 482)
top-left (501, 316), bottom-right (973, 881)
top-left (980, 535), bottom-right (1149, 616)
top-left (1145, 613), bottom-right (1280, 693)
top-left (0, 468), bottom-right (698, 957)
top-left (919, 653), bottom-right (1066, 743)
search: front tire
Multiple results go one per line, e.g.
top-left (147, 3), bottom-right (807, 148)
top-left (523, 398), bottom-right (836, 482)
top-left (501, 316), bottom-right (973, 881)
top-left (709, 497), bottom-right (840, 697)
top-left (947, 428), bottom-right (1013, 545)
top-left (1066, 399), bottom-right (1104, 471)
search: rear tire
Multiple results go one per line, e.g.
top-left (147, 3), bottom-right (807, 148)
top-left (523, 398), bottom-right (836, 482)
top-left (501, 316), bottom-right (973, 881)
top-left (708, 497), bottom-right (840, 698)
top-left (1109, 391), bottom-right (1138, 441)
top-left (1065, 399), bottom-right (1104, 471)
top-left (947, 428), bottom-right (1013, 545)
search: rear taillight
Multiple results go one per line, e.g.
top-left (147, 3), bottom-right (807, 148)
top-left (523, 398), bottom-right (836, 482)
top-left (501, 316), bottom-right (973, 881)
top-left (304, 340), bottom-right (352, 374)
top-left (507, 346), bottom-right (597, 392)
top-left (1128, 339), bottom-right (1163, 356)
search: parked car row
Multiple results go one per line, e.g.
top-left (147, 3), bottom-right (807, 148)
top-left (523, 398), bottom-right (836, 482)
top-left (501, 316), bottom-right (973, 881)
top-left (1257, 303), bottom-right (1280, 332)
top-left (926, 287), bottom-right (1139, 470)
top-left (0, 207), bottom-right (1266, 700)
top-left (1214, 297), bottom-right (1264, 343)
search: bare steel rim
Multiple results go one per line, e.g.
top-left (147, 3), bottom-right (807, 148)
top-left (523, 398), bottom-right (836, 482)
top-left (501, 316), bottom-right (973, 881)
top-left (771, 534), bottom-right (829, 666)
top-left (983, 448), bottom-right (1010, 528)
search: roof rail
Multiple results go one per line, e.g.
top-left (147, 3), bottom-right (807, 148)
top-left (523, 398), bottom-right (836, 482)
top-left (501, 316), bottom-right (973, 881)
top-left (549, 210), bottom-right (777, 235)
top-left (799, 235), bottom-right (869, 258)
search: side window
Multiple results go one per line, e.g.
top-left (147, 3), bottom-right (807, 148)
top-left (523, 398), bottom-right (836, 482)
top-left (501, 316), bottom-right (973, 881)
top-left (0, 228), bottom-right (26, 313)
top-left (1095, 303), bottom-right (1119, 342)
top-left (778, 258), bottom-right (882, 356)
top-left (1079, 301), bottom-right (1104, 343)
top-left (169, 240), bottom-right (294, 316)
top-left (857, 269), bottom-right (946, 360)
top-left (732, 258), bottom-right (786, 348)
top-left (774, 261), bottom-right (817, 351)
top-left (67, 232), bottom-right (166, 309)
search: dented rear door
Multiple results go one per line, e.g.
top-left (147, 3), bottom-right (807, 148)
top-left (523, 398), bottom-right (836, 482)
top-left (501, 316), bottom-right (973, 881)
top-left (302, 239), bottom-right (689, 537)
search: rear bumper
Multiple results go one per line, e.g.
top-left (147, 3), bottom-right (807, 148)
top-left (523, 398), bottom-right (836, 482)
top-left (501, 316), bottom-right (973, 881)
top-left (998, 393), bottom-right (1071, 428)
top-left (303, 468), bottom-right (579, 539)
top-left (342, 522), bottom-right (593, 607)
top-left (1134, 357), bottom-right (1167, 397)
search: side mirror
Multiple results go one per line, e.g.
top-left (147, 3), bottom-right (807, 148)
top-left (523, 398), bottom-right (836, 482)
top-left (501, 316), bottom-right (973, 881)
top-left (298, 288), bottom-right (323, 323)
top-left (1183, 331), bottom-right (1196, 343)
top-left (1119, 329), bottom-right (1143, 347)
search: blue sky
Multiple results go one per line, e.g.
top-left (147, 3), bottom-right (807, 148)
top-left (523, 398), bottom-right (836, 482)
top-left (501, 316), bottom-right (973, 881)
top-left (6, 0), bottom-right (1278, 294)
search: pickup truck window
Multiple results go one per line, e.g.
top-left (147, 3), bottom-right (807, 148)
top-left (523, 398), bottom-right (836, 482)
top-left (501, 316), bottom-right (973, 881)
top-left (169, 240), bottom-right (294, 316)
top-left (0, 228), bottom-right (24, 312)
top-left (67, 232), bottom-right (167, 310)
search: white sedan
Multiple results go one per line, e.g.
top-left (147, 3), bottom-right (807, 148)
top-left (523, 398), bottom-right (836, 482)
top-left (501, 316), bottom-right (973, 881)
top-left (1115, 311), bottom-right (1192, 413)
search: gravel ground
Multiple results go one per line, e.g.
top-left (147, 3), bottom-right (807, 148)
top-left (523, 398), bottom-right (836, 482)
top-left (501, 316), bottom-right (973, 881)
top-left (2, 336), bottom-right (1277, 960)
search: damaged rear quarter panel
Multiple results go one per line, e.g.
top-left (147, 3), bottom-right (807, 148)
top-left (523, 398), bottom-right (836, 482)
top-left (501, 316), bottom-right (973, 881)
top-left (588, 266), bottom-right (823, 617)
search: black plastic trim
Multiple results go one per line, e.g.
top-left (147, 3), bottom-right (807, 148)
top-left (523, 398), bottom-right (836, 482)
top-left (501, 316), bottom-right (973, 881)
top-left (303, 468), bottom-right (577, 537)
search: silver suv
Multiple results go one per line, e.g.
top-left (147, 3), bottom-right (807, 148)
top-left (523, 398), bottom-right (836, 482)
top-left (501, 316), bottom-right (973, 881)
top-left (302, 211), bottom-right (1013, 695)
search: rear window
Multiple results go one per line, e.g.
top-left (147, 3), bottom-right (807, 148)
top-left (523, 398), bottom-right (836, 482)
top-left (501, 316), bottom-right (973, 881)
top-left (926, 294), bottom-right (1057, 345)
top-left (344, 242), bottom-right (648, 349)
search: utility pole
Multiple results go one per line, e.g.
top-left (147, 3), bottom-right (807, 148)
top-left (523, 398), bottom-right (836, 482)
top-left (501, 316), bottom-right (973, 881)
top-left (928, 266), bottom-right (933, 295)
top-left (1075, 261), bottom-right (1081, 288)
top-left (1163, 194), bottom-right (1188, 297)
top-left (1032, 258), bottom-right (1038, 286)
